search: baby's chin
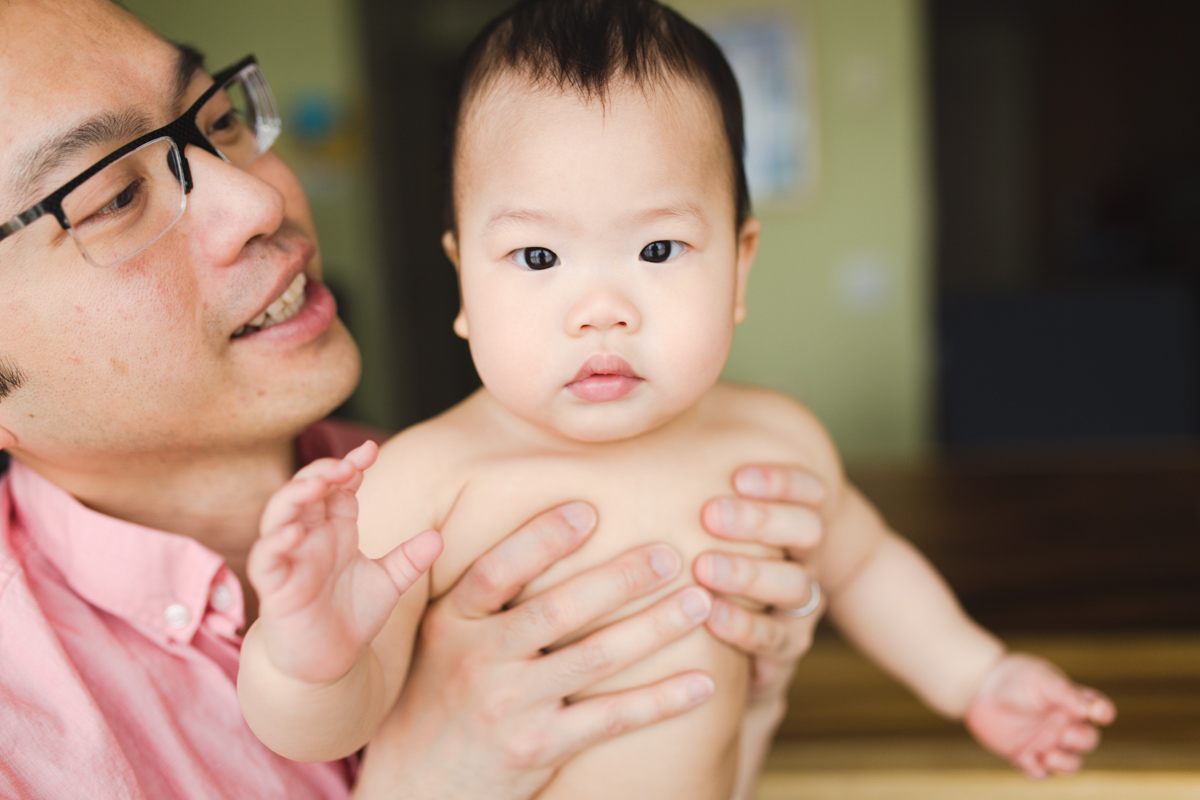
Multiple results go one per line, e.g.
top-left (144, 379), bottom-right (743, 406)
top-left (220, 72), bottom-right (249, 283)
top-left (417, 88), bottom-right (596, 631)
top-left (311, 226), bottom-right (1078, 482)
top-left (539, 402), bottom-right (685, 445)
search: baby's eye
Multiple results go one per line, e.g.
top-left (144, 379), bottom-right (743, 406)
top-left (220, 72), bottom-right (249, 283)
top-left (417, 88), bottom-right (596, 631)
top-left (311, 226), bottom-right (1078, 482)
top-left (513, 247), bottom-right (560, 270)
top-left (640, 240), bottom-right (687, 264)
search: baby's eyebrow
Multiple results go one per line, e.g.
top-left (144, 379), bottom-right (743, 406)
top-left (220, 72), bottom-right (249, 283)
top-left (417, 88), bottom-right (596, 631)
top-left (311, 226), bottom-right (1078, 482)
top-left (485, 208), bottom-right (559, 232)
top-left (629, 203), bottom-right (707, 227)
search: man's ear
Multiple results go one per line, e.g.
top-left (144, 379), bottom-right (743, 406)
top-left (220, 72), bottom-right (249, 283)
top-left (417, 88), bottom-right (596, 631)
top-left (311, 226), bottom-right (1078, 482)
top-left (0, 424), bottom-right (16, 451)
top-left (734, 217), bottom-right (761, 325)
top-left (443, 231), bottom-right (470, 340)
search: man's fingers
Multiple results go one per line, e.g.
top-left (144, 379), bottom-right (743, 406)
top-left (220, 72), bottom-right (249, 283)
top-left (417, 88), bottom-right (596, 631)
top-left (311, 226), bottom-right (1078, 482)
top-left (732, 465), bottom-right (825, 504)
top-left (450, 502), bottom-right (597, 617)
top-left (693, 552), bottom-right (815, 609)
top-left (705, 597), bottom-right (811, 661)
top-left (551, 672), bottom-right (714, 761)
top-left (378, 529), bottom-right (444, 594)
top-left (538, 586), bottom-right (710, 696)
top-left (701, 497), bottom-right (822, 553)
top-left (506, 544), bottom-right (682, 654)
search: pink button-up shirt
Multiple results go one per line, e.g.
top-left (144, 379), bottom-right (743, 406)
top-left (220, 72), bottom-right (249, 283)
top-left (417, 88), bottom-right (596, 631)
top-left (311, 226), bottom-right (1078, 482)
top-left (0, 421), bottom-right (379, 799)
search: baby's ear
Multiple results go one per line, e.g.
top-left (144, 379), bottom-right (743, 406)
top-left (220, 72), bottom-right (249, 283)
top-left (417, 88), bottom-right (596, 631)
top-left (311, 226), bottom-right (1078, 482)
top-left (734, 217), bottom-right (761, 324)
top-left (443, 231), bottom-right (470, 339)
top-left (441, 231), bottom-right (461, 270)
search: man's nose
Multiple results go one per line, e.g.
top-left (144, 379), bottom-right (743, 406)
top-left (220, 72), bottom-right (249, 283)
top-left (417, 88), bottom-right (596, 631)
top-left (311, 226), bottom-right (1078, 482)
top-left (180, 146), bottom-right (286, 266)
top-left (564, 283), bottom-right (642, 336)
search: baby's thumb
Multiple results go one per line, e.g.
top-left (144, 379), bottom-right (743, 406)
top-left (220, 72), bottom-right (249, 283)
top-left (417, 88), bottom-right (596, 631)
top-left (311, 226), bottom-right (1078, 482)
top-left (378, 529), bottom-right (444, 594)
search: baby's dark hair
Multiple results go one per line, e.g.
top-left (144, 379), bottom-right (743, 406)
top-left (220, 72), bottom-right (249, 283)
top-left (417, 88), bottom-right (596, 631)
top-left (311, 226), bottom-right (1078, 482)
top-left (444, 0), bottom-right (750, 232)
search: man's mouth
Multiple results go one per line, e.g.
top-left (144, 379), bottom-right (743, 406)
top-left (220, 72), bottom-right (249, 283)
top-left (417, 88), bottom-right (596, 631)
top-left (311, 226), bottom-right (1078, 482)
top-left (233, 273), bottom-right (308, 338)
top-left (567, 355), bottom-right (643, 402)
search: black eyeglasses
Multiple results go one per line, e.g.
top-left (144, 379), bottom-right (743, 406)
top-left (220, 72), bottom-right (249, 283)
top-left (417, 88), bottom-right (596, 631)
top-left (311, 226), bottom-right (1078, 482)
top-left (0, 55), bottom-right (281, 268)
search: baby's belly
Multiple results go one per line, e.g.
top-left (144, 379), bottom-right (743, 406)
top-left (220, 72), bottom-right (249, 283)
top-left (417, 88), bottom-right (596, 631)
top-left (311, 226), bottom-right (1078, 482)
top-left (429, 459), bottom-right (778, 799)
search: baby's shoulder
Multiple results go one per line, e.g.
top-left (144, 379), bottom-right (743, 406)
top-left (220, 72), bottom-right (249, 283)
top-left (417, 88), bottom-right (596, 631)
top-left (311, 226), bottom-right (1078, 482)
top-left (705, 382), bottom-right (843, 484)
top-left (372, 394), bottom-right (491, 484)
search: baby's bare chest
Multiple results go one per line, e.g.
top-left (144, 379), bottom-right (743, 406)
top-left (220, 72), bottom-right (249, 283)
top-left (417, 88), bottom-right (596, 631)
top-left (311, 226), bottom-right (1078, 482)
top-left (428, 431), bottom-right (800, 606)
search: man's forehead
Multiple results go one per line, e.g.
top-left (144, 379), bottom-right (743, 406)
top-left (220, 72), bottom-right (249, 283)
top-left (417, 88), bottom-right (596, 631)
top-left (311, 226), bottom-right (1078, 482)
top-left (0, 0), bottom-right (199, 217)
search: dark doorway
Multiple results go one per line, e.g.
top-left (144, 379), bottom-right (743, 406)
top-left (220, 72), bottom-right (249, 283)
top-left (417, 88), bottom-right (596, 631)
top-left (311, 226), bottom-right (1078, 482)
top-left (354, 1), bottom-right (509, 428)
top-left (932, 0), bottom-right (1200, 449)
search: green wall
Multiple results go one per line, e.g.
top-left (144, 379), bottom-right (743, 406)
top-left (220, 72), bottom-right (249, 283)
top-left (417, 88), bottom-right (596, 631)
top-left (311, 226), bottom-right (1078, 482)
top-left (677, 0), bottom-right (934, 459)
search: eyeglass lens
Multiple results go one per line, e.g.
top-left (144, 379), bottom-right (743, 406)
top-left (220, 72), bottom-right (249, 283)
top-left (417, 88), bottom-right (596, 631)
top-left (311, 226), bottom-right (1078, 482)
top-left (62, 65), bottom-right (279, 268)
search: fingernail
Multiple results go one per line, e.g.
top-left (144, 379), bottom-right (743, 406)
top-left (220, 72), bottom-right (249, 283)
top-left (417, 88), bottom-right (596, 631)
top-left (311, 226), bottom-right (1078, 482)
top-left (680, 587), bottom-right (711, 621)
top-left (799, 474), bottom-right (826, 501)
top-left (711, 599), bottom-right (730, 625)
top-left (734, 468), bottom-right (766, 498)
top-left (650, 547), bottom-right (681, 578)
top-left (560, 502), bottom-right (595, 534)
top-left (710, 553), bottom-right (732, 585)
top-left (688, 675), bottom-right (715, 702)
top-left (714, 498), bottom-right (738, 533)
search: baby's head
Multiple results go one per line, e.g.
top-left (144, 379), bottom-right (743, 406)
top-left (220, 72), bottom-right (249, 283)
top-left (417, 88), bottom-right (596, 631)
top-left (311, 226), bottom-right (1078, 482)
top-left (444, 0), bottom-right (759, 443)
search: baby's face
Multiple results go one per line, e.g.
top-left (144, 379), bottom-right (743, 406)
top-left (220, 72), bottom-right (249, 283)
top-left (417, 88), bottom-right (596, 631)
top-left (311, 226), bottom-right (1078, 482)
top-left (449, 74), bottom-right (758, 443)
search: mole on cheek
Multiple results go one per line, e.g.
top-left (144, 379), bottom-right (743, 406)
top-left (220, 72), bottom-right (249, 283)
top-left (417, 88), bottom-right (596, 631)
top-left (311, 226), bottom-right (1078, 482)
top-left (110, 357), bottom-right (128, 376)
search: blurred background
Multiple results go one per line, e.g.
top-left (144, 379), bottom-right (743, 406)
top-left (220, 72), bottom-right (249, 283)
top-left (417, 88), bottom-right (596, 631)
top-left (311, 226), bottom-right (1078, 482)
top-left (126, 0), bottom-right (1199, 795)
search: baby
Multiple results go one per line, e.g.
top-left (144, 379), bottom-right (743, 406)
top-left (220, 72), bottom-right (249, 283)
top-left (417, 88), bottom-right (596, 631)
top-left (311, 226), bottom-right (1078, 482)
top-left (237, 0), bottom-right (1115, 797)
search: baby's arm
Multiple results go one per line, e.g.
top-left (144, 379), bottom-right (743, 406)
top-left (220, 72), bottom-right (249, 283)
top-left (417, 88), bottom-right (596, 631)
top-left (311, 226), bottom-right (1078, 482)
top-left (818, 460), bottom-right (1115, 777)
top-left (237, 442), bottom-right (443, 762)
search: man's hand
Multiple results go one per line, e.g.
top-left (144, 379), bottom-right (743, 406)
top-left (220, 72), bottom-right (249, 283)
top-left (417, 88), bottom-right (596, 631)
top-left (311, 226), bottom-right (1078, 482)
top-left (247, 441), bottom-right (443, 684)
top-left (966, 654), bottom-right (1116, 779)
top-left (354, 502), bottom-right (715, 800)
top-left (694, 464), bottom-right (827, 798)
top-left (696, 464), bottom-right (825, 704)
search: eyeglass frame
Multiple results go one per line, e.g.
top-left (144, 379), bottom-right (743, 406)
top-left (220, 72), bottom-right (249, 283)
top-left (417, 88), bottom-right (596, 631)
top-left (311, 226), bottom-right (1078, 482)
top-left (0, 54), bottom-right (272, 251)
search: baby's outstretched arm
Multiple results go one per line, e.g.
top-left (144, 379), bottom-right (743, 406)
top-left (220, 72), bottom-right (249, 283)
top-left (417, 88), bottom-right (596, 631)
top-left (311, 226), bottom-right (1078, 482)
top-left (823, 487), bottom-right (1114, 778)
top-left (238, 441), bottom-right (443, 761)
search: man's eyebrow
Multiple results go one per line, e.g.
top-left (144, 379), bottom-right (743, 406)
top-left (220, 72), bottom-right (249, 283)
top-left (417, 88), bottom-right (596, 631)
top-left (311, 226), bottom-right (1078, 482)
top-left (2, 43), bottom-right (205, 220)
top-left (4, 109), bottom-right (154, 217)
top-left (171, 43), bottom-right (207, 112)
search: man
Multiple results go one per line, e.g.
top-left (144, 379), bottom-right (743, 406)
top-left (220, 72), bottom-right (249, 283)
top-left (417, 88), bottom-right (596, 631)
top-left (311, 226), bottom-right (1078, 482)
top-left (0, 1), bottom-right (825, 797)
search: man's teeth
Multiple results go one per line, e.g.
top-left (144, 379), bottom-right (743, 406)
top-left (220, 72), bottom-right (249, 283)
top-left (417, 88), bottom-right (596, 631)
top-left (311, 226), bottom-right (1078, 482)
top-left (235, 273), bottom-right (308, 337)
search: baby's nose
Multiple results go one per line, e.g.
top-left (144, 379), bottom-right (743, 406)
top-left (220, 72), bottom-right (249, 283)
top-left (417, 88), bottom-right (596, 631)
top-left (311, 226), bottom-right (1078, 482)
top-left (565, 286), bottom-right (642, 335)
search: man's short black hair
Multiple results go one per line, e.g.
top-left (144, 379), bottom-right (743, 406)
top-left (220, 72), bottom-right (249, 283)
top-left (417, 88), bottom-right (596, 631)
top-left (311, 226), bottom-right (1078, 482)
top-left (444, 0), bottom-right (750, 232)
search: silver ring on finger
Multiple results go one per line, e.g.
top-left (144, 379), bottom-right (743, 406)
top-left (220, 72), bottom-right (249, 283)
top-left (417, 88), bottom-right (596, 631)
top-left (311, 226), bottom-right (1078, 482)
top-left (775, 578), bottom-right (821, 618)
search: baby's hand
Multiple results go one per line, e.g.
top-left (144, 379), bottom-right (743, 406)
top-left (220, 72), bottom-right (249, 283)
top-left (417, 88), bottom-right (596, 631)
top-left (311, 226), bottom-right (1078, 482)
top-left (247, 441), bottom-right (443, 685)
top-left (965, 653), bottom-right (1116, 779)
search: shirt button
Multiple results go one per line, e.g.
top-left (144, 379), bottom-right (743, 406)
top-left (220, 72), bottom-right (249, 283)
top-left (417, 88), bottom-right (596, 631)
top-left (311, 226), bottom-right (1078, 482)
top-left (210, 584), bottom-right (233, 612)
top-left (164, 603), bottom-right (190, 630)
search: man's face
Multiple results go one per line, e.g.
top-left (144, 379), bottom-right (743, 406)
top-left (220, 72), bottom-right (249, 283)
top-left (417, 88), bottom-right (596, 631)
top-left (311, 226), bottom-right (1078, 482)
top-left (0, 0), bottom-right (360, 470)
top-left (449, 73), bottom-right (758, 443)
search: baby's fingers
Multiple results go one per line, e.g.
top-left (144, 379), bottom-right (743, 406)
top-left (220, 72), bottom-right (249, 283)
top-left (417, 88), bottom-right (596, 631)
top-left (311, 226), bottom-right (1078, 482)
top-left (260, 476), bottom-right (332, 536)
top-left (1041, 749), bottom-right (1083, 776)
top-left (247, 522), bottom-right (306, 596)
top-left (1060, 722), bottom-right (1100, 754)
top-left (1044, 675), bottom-right (1116, 725)
top-left (377, 529), bottom-right (444, 594)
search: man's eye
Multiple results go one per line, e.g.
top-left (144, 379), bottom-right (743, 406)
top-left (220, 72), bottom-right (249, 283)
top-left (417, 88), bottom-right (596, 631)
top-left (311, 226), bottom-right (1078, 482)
top-left (640, 240), bottom-right (686, 263)
top-left (95, 181), bottom-right (142, 218)
top-left (513, 247), bottom-right (560, 270)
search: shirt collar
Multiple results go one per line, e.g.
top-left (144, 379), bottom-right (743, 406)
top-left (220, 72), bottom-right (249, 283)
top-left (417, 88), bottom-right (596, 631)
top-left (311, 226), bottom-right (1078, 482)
top-left (9, 459), bottom-right (227, 646)
top-left (5, 421), bottom-right (380, 647)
